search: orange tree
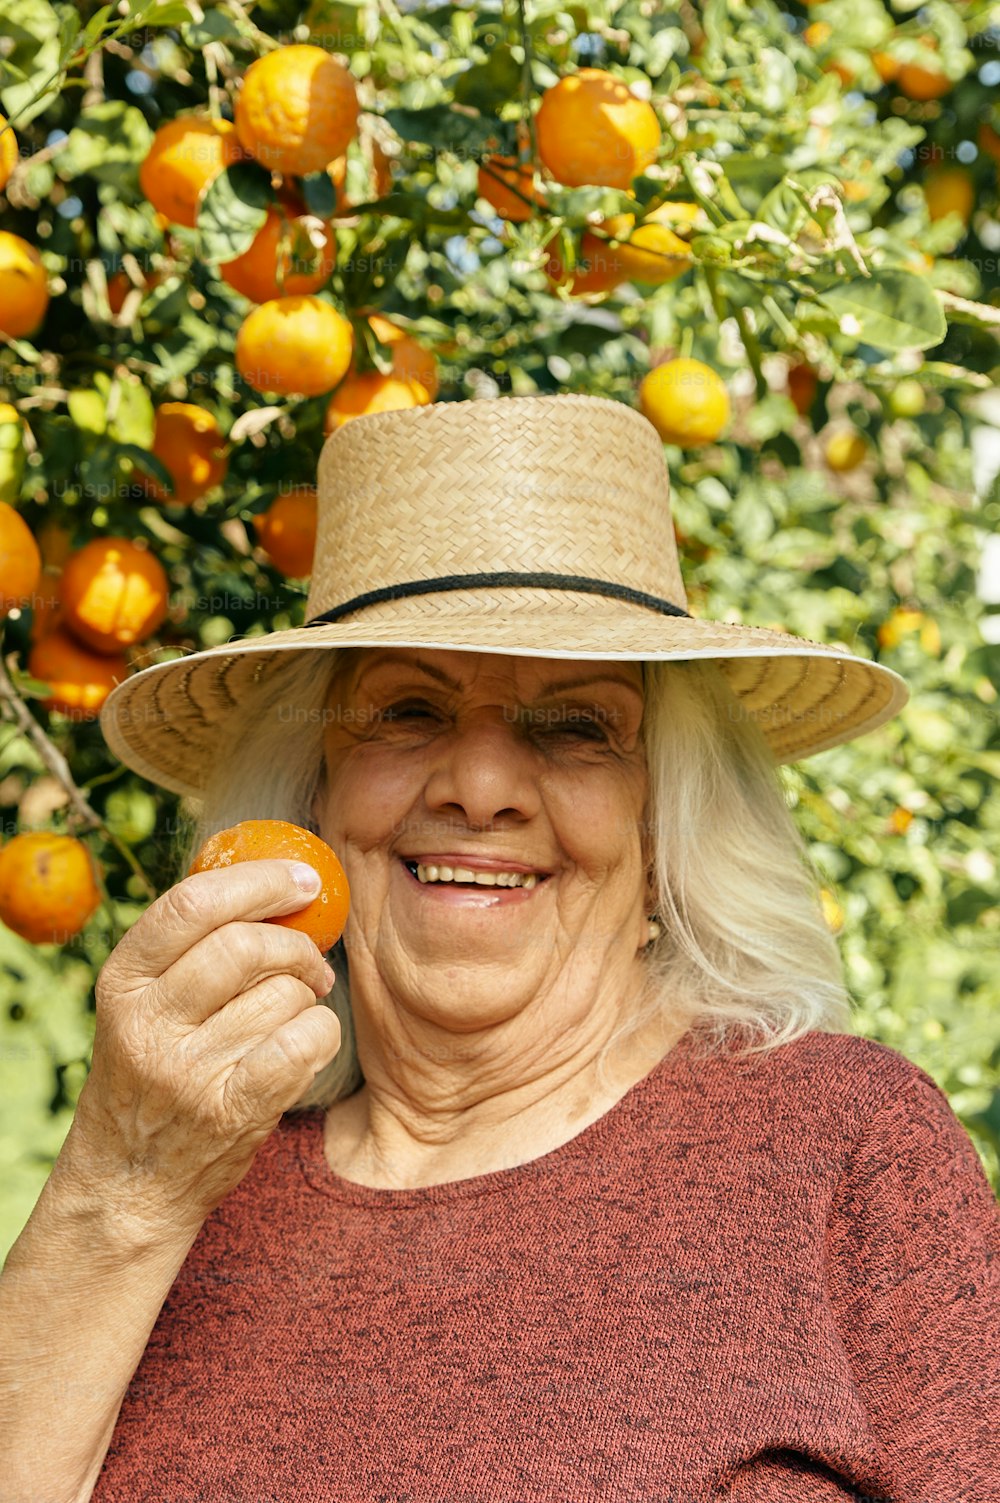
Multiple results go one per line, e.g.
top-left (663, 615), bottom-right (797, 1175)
top-left (1, 0), bottom-right (999, 1249)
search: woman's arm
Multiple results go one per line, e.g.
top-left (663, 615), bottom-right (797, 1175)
top-left (0, 1124), bottom-right (203, 1503)
top-left (824, 1063), bottom-right (1000, 1501)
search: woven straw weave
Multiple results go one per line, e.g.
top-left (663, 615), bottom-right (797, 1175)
top-left (98, 394), bottom-right (909, 799)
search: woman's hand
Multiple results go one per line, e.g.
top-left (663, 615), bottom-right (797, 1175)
top-left (64, 860), bottom-right (342, 1241)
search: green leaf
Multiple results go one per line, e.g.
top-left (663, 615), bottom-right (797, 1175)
top-left (0, 0), bottom-right (64, 125)
top-left (452, 45), bottom-right (522, 114)
top-left (382, 105), bottom-right (500, 154)
top-left (68, 389), bottom-right (107, 435)
top-left (197, 161), bottom-right (273, 264)
top-left (811, 271), bottom-right (947, 353)
top-left (54, 100), bottom-right (153, 183)
top-left (116, 443), bottom-right (175, 497)
top-left (300, 172), bottom-right (338, 220)
top-left (79, 3), bottom-right (113, 51)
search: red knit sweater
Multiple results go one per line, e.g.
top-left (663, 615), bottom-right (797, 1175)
top-left (91, 1029), bottom-right (1000, 1503)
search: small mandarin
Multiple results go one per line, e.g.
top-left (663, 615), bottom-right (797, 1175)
top-left (188, 820), bottom-right (351, 953)
top-left (535, 68), bottom-right (661, 190)
top-left (0, 832), bottom-right (102, 945)
top-left (139, 116), bottom-right (246, 228)
top-left (59, 537), bottom-right (169, 654)
top-left (235, 45), bottom-right (360, 178)
top-left (27, 627), bottom-right (128, 720)
top-left (235, 295), bottom-right (354, 397)
top-left (145, 402), bottom-right (228, 505)
top-left (639, 359), bottom-right (731, 448)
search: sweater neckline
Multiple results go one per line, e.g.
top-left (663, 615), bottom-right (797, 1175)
top-left (293, 1024), bottom-right (703, 1207)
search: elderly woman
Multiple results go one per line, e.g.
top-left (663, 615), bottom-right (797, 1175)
top-left (1, 396), bottom-right (997, 1502)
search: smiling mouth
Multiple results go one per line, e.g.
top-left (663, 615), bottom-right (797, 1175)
top-left (401, 860), bottom-right (550, 890)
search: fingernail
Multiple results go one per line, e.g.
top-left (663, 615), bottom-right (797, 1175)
top-left (291, 862), bottom-right (321, 893)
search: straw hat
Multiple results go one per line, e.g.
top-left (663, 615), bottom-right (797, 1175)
top-left (99, 393), bottom-right (908, 799)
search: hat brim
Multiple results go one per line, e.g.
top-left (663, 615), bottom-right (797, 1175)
top-left (97, 602), bottom-right (909, 800)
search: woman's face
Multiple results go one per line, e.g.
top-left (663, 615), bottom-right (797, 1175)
top-left (312, 647), bottom-right (652, 1041)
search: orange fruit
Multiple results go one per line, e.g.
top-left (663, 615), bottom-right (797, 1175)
top-left (0, 112), bottom-right (18, 193)
top-left (888, 806), bottom-right (914, 836)
top-left (896, 60), bottom-right (952, 100)
top-left (252, 487), bottom-right (318, 578)
top-left (535, 68), bottom-right (661, 189)
top-left (107, 266), bottom-right (164, 315)
top-left (638, 359), bottom-right (731, 448)
top-left (787, 362), bottom-right (818, 415)
top-left (59, 537), bottom-right (169, 654)
top-left (324, 371), bottom-right (430, 434)
top-left (0, 831), bottom-right (102, 944)
top-left (371, 138), bottom-right (394, 197)
top-left (368, 313), bottom-right (439, 399)
top-left (220, 201), bottom-right (336, 302)
top-left (803, 21), bottom-right (832, 47)
top-left (477, 155), bottom-right (547, 221)
top-left (144, 402), bottom-right (228, 505)
top-left (543, 228), bottom-right (632, 296)
top-left (924, 167), bottom-right (974, 225)
top-left (0, 231), bottom-right (50, 339)
top-left (872, 51), bottom-right (901, 84)
top-left (824, 429), bottom-right (868, 472)
top-left (235, 295), bottom-right (354, 397)
top-left (235, 45), bottom-right (359, 178)
top-left (0, 500), bottom-right (41, 617)
top-left (978, 122), bottom-right (1000, 164)
top-left (139, 116), bottom-right (246, 229)
top-left (608, 217), bottom-right (693, 285)
top-left (188, 819), bottom-right (351, 953)
top-left (877, 606), bottom-right (924, 650)
top-left (27, 627), bottom-right (128, 720)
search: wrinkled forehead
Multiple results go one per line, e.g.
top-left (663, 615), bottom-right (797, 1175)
top-left (326, 647), bottom-right (646, 701)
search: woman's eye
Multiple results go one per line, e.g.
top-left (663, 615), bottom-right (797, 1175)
top-left (539, 714), bottom-right (608, 741)
top-left (379, 700), bottom-right (440, 723)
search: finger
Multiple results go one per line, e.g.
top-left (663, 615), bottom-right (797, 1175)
top-left (148, 920), bottom-right (334, 1029)
top-left (186, 972), bottom-right (324, 1072)
top-left (102, 860), bottom-right (325, 988)
top-left (224, 1003), bottom-right (343, 1118)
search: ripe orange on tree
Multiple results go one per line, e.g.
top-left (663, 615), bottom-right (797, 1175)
top-left (824, 428), bottom-right (869, 472)
top-left (139, 116), bottom-right (246, 229)
top-left (639, 358), bottom-right (731, 448)
top-left (0, 831), bottom-right (102, 945)
top-left (220, 198), bottom-right (337, 303)
top-left (324, 371), bottom-right (430, 434)
top-left (107, 265), bottom-right (165, 315)
top-left (543, 230), bottom-right (627, 297)
top-left (235, 45), bottom-right (360, 178)
top-left (0, 112), bottom-right (17, 192)
top-left (0, 231), bottom-right (50, 339)
top-left (924, 167), bottom-right (974, 225)
top-left (896, 46), bottom-right (952, 101)
top-left (477, 155), bottom-right (547, 222)
top-left (59, 537), bottom-right (169, 654)
top-left (0, 500), bottom-right (41, 617)
top-left (189, 819), bottom-right (351, 953)
top-left (872, 51), bottom-right (901, 84)
top-left (978, 122), bottom-right (1000, 164)
top-left (535, 67), bottom-right (661, 190)
top-left (253, 487), bottom-right (318, 578)
top-left (367, 314), bottom-right (439, 400)
top-left (27, 627), bottom-right (128, 721)
top-left (143, 402), bottom-right (228, 505)
top-left (787, 362), bottom-right (819, 416)
top-left (236, 295), bottom-right (354, 397)
top-left (877, 606), bottom-right (928, 651)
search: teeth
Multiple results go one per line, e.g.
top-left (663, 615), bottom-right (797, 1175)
top-left (412, 862), bottom-right (543, 888)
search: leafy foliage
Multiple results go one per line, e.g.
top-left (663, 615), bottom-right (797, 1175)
top-left (1, 0), bottom-right (999, 1256)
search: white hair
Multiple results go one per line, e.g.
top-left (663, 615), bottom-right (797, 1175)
top-left (166, 647), bottom-right (852, 1110)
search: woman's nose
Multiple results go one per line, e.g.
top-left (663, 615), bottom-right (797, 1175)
top-left (422, 711), bottom-right (543, 827)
